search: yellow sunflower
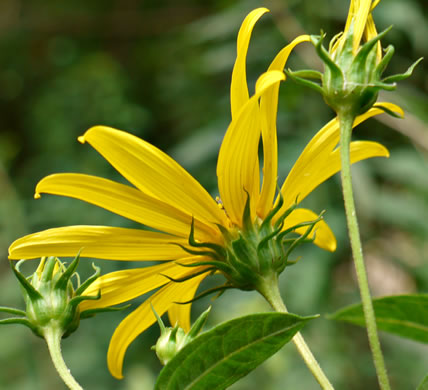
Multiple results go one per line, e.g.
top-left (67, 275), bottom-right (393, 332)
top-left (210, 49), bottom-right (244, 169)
top-left (8, 8), bottom-right (401, 379)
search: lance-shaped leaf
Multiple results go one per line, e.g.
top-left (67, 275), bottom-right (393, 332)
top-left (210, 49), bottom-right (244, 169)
top-left (329, 294), bottom-right (428, 343)
top-left (155, 312), bottom-right (316, 390)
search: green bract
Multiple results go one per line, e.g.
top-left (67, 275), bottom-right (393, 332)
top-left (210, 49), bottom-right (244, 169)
top-left (176, 195), bottom-right (323, 296)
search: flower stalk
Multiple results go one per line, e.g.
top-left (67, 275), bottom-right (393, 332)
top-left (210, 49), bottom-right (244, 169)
top-left (338, 110), bottom-right (391, 390)
top-left (44, 326), bottom-right (83, 390)
top-left (257, 274), bottom-right (334, 390)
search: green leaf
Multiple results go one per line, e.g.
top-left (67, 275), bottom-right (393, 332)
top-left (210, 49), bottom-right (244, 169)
top-left (155, 312), bottom-right (315, 390)
top-left (417, 374), bottom-right (428, 390)
top-left (329, 294), bottom-right (428, 343)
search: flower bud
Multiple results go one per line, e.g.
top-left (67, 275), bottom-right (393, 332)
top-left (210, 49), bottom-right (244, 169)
top-left (0, 254), bottom-right (103, 338)
top-left (152, 306), bottom-right (211, 365)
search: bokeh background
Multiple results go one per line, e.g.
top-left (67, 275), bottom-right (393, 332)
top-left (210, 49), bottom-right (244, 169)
top-left (0, 0), bottom-right (427, 389)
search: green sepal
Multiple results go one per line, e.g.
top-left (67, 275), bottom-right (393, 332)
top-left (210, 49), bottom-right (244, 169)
top-left (0, 306), bottom-right (26, 316)
top-left (54, 252), bottom-right (81, 290)
top-left (311, 34), bottom-right (344, 89)
top-left (75, 263), bottom-right (100, 296)
top-left (375, 45), bottom-right (395, 77)
top-left (352, 26), bottom-right (392, 77)
top-left (260, 189), bottom-right (284, 231)
top-left (160, 268), bottom-right (215, 284)
top-left (382, 57), bottom-right (423, 84)
top-left (287, 69), bottom-right (322, 79)
top-left (69, 290), bottom-right (101, 308)
top-left (374, 104), bottom-right (404, 118)
top-left (187, 306), bottom-right (211, 339)
top-left (0, 317), bottom-right (38, 332)
top-left (10, 261), bottom-right (43, 301)
top-left (174, 284), bottom-right (234, 305)
top-left (187, 218), bottom-right (226, 257)
top-left (80, 304), bottom-right (131, 319)
top-left (39, 256), bottom-right (57, 282)
top-left (241, 191), bottom-right (253, 232)
top-left (284, 69), bottom-right (324, 94)
top-left (174, 259), bottom-right (233, 276)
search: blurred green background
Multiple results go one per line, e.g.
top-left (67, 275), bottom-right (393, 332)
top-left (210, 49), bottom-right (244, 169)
top-left (0, 0), bottom-right (427, 389)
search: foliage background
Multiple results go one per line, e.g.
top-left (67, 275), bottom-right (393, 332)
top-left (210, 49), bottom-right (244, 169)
top-left (0, 0), bottom-right (427, 389)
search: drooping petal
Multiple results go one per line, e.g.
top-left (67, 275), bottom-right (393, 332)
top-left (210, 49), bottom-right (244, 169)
top-left (230, 7), bottom-right (269, 120)
top-left (279, 103), bottom-right (403, 210)
top-left (80, 257), bottom-right (209, 310)
top-left (8, 226), bottom-right (189, 261)
top-left (167, 273), bottom-right (207, 332)
top-left (107, 273), bottom-right (208, 379)
top-left (79, 126), bottom-right (228, 228)
top-left (257, 35), bottom-right (310, 218)
top-left (282, 208), bottom-right (336, 252)
top-left (35, 173), bottom-right (221, 242)
top-left (217, 71), bottom-right (285, 226)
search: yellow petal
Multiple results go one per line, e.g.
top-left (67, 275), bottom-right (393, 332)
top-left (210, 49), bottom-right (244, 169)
top-left (80, 258), bottom-right (209, 310)
top-left (257, 35), bottom-right (310, 218)
top-left (79, 126), bottom-right (228, 228)
top-left (343, 0), bottom-right (372, 52)
top-left (279, 103), bottom-right (402, 210)
top-left (217, 71), bottom-right (285, 226)
top-left (364, 13), bottom-right (382, 61)
top-left (35, 173), bottom-right (221, 242)
top-left (107, 273), bottom-right (208, 379)
top-left (282, 208), bottom-right (337, 252)
top-left (230, 7), bottom-right (269, 120)
top-left (167, 274), bottom-right (206, 332)
top-left (8, 225), bottom-right (190, 261)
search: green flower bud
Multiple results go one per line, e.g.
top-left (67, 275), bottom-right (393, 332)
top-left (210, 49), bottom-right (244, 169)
top-left (286, 24), bottom-right (422, 118)
top-left (152, 306), bottom-right (211, 365)
top-left (0, 254), bottom-right (103, 338)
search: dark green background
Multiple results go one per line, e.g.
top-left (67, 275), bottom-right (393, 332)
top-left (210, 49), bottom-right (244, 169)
top-left (0, 0), bottom-right (427, 389)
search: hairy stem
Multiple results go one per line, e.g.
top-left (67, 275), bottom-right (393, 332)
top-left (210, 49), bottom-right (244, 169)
top-left (258, 274), bottom-right (334, 390)
top-left (43, 326), bottom-right (83, 390)
top-left (338, 110), bottom-right (391, 390)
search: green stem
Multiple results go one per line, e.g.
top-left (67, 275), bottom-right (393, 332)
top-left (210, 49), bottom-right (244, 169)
top-left (258, 275), bottom-right (334, 390)
top-left (338, 110), bottom-right (391, 390)
top-left (43, 326), bottom-right (83, 390)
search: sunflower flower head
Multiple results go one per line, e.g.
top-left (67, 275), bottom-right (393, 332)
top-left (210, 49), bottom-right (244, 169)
top-left (7, 7), bottom-right (402, 379)
top-left (0, 254), bottom-right (104, 339)
top-left (286, 0), bottom-right (422, 117)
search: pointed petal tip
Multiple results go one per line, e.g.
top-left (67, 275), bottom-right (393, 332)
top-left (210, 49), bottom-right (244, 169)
top-left (77, 135), bottom-right (86, 144)
top-left (34, 192), bottom-right (41, 199)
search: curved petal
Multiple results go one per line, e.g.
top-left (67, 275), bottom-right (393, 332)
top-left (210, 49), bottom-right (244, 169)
top-left (279, 103), bottom-right (403, 210)
top-left (107, 273), bottom-right (209, 379)
top-left (257, 35), bottom-right (310, 218)
top-left (218, 71), bottom-right (285, 226)
top-left (282, 208), bottom-right (336, 252)
top-left (230, 7), bottom-right (269, 120)
top-left (35, 173), bottom-right (221, 242)
top-left (79, 126), bottom-right (228, 228)
top-left (8, 226), bottom-right (190, 261)
top-left (80, 258), bottom-right (209, 310)
top-left (167, 274), bottom-right (207, 332)
top-left (280, 140), bottom-right (389, 213)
